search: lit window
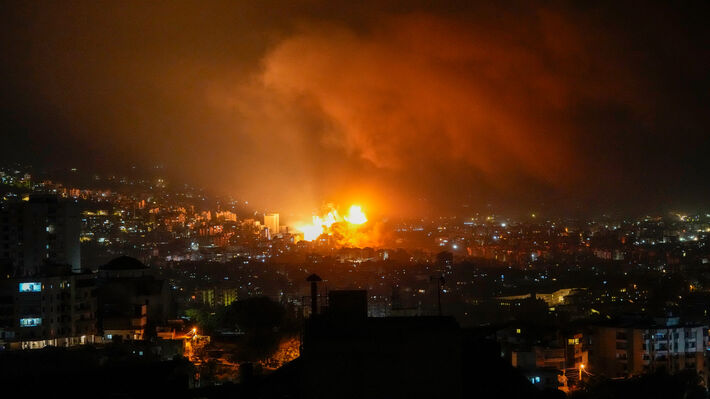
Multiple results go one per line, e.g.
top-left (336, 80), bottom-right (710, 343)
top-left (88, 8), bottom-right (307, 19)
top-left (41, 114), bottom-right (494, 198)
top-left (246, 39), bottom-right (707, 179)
top-left (19, 282), bottom-right (42, 292)
top-left (20, 318), bottom-right (42, 327)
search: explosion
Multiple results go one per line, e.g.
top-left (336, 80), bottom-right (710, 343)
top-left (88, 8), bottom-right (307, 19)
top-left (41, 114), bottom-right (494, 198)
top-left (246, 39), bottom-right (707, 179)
top-left (296, 204), bottom-right (369, 245)
top-left (344, 205), bottom-right (367, 224)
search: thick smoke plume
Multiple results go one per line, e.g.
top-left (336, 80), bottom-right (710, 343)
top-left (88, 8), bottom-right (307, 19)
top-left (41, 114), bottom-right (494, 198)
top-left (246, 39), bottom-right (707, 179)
top-left (3, 2), bottom-right (709, 217)
top-left (225, 11), bottom-right (642, 216)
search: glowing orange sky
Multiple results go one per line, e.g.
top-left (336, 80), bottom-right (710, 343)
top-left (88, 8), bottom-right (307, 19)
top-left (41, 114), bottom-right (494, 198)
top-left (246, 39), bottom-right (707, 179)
top-left (2, 2), bottom-right (710, 217)
top-left (215, 10), bottom-right (635, 217)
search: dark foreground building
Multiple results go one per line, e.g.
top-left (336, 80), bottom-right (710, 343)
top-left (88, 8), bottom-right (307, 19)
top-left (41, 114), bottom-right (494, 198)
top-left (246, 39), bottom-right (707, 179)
top-left (301, 290), bottom-right (462, 398)
top-left (97, 256), bottom-right (172, 341)
top-left (0, 263), bottom-right (99, 349)
top-left (0, 195), bottom-right (81, 276)
top-left (221, 289), bottom-right (557, 399)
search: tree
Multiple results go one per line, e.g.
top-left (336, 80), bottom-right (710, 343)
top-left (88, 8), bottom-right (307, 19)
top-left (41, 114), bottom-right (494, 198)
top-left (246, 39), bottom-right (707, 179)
top-left (220, 297), bottom-right (287, 361)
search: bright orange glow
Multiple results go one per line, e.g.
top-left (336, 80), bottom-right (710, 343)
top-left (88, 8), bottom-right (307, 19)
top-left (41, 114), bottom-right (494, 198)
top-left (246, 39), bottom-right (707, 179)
top-left (296, 204), bottom-right (369, 244)
top-left (299, 222), bottom-right (324, 242)
top-left (296, 208), bottom-right (341, 241)
top-left (259, 337), bottom-right (301, 370)
top-left (344, 205), bottom-right (367, 225)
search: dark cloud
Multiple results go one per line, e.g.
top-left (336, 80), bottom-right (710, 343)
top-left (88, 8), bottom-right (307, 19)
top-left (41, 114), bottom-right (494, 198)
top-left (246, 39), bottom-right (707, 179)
top-left (1, 1), bottom-right (709, 219)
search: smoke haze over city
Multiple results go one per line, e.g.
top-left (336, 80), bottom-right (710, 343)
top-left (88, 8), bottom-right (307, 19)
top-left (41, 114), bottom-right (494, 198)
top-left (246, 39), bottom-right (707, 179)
top-left (6, 2), bottom-right (710, 398)
top-left (2, 1), bottom-right (709, 218)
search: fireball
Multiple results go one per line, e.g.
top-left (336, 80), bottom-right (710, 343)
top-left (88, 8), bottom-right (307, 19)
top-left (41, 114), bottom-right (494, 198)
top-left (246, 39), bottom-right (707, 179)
top-left (296, 204), bottom-right (368, 243)
top-left (344, 205), bottom-right (367, 225)
top-left (299, 222), bottom-right (324, 241)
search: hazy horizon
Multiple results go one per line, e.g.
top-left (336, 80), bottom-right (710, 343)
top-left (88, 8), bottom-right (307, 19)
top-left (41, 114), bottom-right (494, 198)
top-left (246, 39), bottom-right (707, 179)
top-left (3, 1), bottom-right (709, 218)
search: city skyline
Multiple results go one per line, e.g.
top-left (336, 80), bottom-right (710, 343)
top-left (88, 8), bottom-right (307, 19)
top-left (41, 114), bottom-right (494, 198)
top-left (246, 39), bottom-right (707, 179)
top-left (2, 3), bottom-right (710, 397)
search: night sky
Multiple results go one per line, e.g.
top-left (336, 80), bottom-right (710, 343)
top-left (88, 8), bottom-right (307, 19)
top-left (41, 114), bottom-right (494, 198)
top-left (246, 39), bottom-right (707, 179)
top-left (1, 1), bottom-right (709, 218)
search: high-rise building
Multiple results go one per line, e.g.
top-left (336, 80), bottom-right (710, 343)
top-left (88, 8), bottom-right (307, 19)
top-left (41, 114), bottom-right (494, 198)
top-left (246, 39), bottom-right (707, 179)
top-left (590, 318), bottom-right (708, 383)
top-left (0, 195), bottom-right (81, 276)
top-left (0, 263), bottom-right (99, 350)
top-left (264, 213), bottom-right (279, 239)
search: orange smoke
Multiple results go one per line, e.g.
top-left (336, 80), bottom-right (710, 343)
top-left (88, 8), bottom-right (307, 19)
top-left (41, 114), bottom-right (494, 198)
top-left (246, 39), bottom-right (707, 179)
top-left (209, 9), bottom-right (649, 216)
top-left (260, 13), bottom-right (579, 186)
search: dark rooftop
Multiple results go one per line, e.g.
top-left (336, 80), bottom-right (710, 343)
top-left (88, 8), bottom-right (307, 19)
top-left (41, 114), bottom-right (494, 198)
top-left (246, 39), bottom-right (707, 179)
top-left (100, 256), bottom-right (149, 271)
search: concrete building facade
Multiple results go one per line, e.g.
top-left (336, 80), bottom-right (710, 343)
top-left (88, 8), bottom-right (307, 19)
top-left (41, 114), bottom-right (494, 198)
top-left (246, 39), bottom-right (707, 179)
top-left (590, 318), bottom-right (708, 383)
top-left (0, 195), bottom-right (81, 275)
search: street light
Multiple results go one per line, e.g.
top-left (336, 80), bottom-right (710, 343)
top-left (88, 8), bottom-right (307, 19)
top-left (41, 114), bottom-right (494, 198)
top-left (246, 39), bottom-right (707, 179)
top-left (579, 364), bottom-right (585, 381)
